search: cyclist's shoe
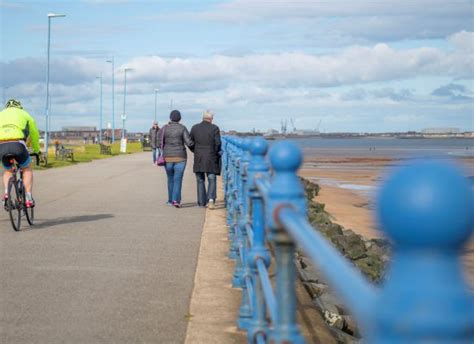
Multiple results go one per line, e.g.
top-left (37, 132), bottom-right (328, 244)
top-left (25, 193), bottom-right (35, 208)
top-left (2, 193), bottom-right (8, 210)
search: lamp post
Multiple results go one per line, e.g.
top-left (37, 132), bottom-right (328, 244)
top-left (106, 57), bottom-right (115, 143)
top-left (122, 67), bottom-right (132, 140)
top-left (154, 88), bottom-right (159, 122)
top-left (44, 12), bottom-right (65, 156)
top-left (96, 75), bottom-right (103, 143)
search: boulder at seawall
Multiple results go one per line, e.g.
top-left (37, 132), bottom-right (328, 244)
top-left (296, 177), bottom-right (391, 341)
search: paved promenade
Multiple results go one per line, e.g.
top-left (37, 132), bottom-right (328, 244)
top-left (0, 153), bottom-right (206, 343)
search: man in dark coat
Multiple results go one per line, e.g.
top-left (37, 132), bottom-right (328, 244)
top-left (149, 121), bottom-right (160, 164)
top-left (190, 110), bottom-right (221, 208)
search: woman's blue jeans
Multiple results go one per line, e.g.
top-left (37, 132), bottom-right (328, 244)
top-left (165, 161), bottom-right (186, 203)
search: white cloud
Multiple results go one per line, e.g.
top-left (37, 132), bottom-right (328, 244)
top-left (122, 38), bottom-right (473, 89)
top-left (4, 34), bottom-right (473, 96)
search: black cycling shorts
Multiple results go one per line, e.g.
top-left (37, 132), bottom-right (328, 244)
top-left (0, 141), bottom-right (31, 170)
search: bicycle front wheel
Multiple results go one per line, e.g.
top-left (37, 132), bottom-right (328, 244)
top-left (7, 178), bottom-right (21, 231)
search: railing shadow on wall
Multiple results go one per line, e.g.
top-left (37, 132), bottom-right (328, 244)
top-left (222, 135), bottom-right (474, 344)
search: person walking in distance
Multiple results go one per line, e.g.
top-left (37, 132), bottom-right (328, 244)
top-left (159, 110), bottom-right (193, 208)
top-left (149, 121), bottom-right (160, 164)
top-left (189, 110), bottom-right (221, 209)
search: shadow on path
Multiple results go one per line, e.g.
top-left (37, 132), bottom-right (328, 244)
top-left (180, 202), bottom-right (198, 208)
top-left (32, 214), bottom-right (115, 229)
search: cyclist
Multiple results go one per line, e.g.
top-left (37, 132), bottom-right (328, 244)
top-left (0, 99), bottom-right (40, 208)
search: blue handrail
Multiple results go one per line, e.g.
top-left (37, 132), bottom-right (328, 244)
top-left (222, 135), bottom-right (474, 343)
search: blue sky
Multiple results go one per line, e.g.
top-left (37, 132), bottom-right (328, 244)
top-left (1, 0), bottom-right (473, 133)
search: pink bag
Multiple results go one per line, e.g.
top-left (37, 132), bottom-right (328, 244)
top-left (157, 126), bottom-right (166, 166)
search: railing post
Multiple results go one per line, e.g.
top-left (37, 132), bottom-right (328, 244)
top-left (237, 138), bottom-right (253, 329)
top-left (266, 141), bottom-right (306, 344)
top-left (228, 139), bottom-right (239, 259)
top-left (247, 137), bottom-right (272, 342)
top-left (222, 137), bottom-right (229, 208)
top-left (372, 160), bottom-right (474, 342)
top-left (225, 138), bottom-right (233, 223)
top-left (232, 139), bottom-right (245, 287)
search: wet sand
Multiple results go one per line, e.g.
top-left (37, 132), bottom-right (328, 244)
top-left (299, 154), bottom-right (474, 287)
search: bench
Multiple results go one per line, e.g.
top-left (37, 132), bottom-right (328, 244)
top-left (100, 143), bottom-right (112, 155)
top-left (57, 148), bottom-right (74, 161)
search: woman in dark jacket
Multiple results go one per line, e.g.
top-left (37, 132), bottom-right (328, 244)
top-left (158, 110), bottom-right (193, 208)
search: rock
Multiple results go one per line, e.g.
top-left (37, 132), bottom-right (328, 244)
top-left (370, 238), bottom-right (391, 249)
top-left (354, 255), bottom-right (385, 282)
top-left (297, 257), bottom-right (323, 283)
top-left (318, 293), bottom-right (348, 315)
top-left (308, 200), bottom-right (325, 214)
top-left (323, 310), bottom-right (345, 329)
top-left (365, 240), bottom-right (386, 257)
top-left (301, 177), bottom-right (320, 200)
top-left (342, 315), bottom-right (361, 338)
top-left (302, 282), bottom-right (328, 298)
top-left (309, 212), bottom-right (332, 227)
top-left (331, 232), bottom-right (367, 260)
top-left (320, 223), bottom-right (344, 241)
top-left (313, 293), bottom-right (340, 315)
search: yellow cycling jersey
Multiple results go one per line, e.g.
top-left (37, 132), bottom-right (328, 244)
top-left (0, 107), bottom-right (40, 153)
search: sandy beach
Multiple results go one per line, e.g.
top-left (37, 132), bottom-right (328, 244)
top-left (299, 153), bottom-right (474, 287)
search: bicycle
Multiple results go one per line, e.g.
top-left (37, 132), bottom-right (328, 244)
top-left (3, 153), bottom-right (39, 231)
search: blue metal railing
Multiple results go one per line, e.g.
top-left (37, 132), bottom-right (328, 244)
top-left (222, 136), bottom-right (474, 343)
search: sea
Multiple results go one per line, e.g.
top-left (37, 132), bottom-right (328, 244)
top-left (292, 137), bottom-right (474, 159)
top-left (290, 137), bottom-right (474, 200)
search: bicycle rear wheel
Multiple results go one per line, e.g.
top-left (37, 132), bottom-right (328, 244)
top-left (19, 182), bottom-right (34, 225)
top-left (7, 177), bottom-right (21, 231)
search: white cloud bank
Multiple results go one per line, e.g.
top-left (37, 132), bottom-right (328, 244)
top-left (120, 31), bottom-right (474, 90)
top-left (4, 31), bottom-right (472, 92)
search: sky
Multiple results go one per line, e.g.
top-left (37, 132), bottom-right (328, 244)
top-left (1, 0), bottom-right (473, 133)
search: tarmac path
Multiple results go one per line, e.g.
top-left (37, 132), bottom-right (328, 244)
top-left (0, 152), bottom-right (205, 343)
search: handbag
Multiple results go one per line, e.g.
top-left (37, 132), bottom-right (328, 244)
top-left (157, 125), bottom-right (166, 166)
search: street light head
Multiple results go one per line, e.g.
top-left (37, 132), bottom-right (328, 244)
top-left (48, 13), bottom-right (66, 18)
top-left (154, 88), bottom-right (159, 92)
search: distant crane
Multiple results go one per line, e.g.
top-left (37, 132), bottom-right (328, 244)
top-left (290, 118), bottom-right (296, 132)
top-left (281, 119), bottom-right (287, 135)
top-left (316, 120), bottom-right (322, 133)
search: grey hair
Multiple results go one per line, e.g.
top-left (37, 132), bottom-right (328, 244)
top-left (203, 110), bottom-right (214, 120)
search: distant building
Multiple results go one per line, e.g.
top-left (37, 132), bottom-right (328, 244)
top-left (62, 126), bottom-right (97, 132)
top-left (264, 129), bottom-right (279, 136)
top-left (49, 127), bottom-right (123, 142)
top-left (422, 128), bottom-right (460, 134)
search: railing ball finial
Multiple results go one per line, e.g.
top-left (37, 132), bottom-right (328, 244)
top-left (250, 136), bottom-right (268, 157)
top-left (377, 160), bottom-right (473, 248)
top-left (374, 159), bottom-right (474, 342)
top-left (242, 138), bottom-right (252, 152)
top-left (269, 140), bottom-right (303, 173)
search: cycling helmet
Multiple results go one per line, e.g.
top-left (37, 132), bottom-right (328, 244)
top-left (5, 98), bottom-right (23, 109)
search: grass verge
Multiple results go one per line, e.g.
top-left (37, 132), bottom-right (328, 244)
top-left (35, 142), bottom-right (145, 170)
